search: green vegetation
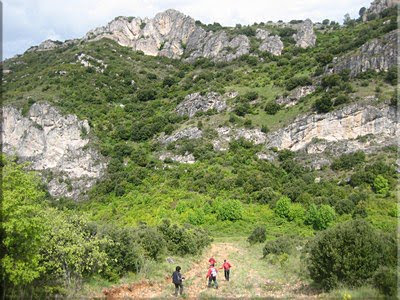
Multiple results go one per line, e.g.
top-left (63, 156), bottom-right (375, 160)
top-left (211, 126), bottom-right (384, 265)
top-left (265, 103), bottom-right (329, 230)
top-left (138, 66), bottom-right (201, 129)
top-left (1, 7), bottom-right (398, 298)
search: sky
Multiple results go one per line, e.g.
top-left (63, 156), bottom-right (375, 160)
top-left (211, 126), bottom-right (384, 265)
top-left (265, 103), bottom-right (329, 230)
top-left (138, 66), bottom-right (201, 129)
top-left (4, 0), bottom-right (372, 59)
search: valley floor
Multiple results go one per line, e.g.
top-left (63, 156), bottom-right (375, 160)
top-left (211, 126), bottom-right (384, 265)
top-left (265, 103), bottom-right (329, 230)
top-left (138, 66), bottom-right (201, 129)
top-left (99, 238), bottom-right (318, 299)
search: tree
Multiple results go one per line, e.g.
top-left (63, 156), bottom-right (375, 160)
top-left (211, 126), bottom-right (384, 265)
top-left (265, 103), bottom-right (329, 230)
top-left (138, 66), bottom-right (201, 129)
top-left (373, 175), bottom-right (389, 195)
top-left (322, 19), bottom-right (330, 25)
top-left (2, 160), bottom-right (47, 287)
top-left (315, 96), bottom-right (333, 113)
top-left (274, 196), bottom-right (291, 219)
top-left (308, 220), bottom-right (395, 290)
top-left (359, 7), bottom-right (367, 17)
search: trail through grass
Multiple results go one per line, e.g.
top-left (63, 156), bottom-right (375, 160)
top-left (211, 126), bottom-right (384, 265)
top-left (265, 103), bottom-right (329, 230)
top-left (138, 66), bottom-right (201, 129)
top-left (101, 238), bottom-right (317, 299)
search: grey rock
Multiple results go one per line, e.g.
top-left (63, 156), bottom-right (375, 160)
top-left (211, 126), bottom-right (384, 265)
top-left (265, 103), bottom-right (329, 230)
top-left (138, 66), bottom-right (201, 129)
top-left (362, 0), bottom-right (399, 21)
top-left (159, 127), bottom-right (203, 144)
top-left (326, 29), bottom-right (398, 77)
top-left (259, 35), bottom-right (284, 56)
top-left (2, 103), bottom-right (107, 200)
top-left (176, 92), bottom-right (226, 118)
top-left (293, 19), bottom-right (316, 48)
top-left (159, 151), bottom-right (195, 164)
top-left (26, 39), bottom-right (63, 52)
top-left (256, 29), bottom-right (284, 56)
top-left (213, 127), bottom-right (267, 151)
top-left (276, 85), bottom-right (315, 107)
top-left (266, 103), bottom-right (398, 152)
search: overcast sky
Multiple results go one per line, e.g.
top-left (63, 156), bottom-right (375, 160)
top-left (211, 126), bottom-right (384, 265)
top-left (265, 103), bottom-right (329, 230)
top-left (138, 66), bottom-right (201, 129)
top-left (4, 0), bottom-right (372, 59)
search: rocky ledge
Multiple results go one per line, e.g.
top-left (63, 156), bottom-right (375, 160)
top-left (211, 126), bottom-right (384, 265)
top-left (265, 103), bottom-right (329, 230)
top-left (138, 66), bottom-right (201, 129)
top-left (176, 92), bottom-right (227, 118)
top-left (2, 103), bottom-right (107, 200)
top-left (326, 29), bottom-right (398, 77)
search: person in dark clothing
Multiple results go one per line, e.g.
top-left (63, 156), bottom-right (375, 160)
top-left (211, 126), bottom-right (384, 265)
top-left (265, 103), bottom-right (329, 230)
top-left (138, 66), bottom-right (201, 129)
top-left (172, 266), bottom-right (184, 296)
top-left (206, 264), bottom-right (218, 289)
top-left (220, 259), bottom-right (232, 281)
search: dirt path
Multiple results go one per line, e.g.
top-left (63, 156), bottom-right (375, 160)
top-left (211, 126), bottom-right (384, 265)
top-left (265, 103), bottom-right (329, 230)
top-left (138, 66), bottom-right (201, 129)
top-left (102, 241), bottom-right (318, 299)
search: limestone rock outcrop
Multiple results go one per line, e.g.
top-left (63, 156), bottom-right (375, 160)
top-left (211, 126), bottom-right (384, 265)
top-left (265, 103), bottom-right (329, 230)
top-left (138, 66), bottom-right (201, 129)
top-left (293, 19), bottom-right (316, 48)
top-left (159, 127), bottom-right (203, 144)
top-left (276, 85), bottom-right (315, 107)
top-left (176, 92), bottom-right (227, 118)
top-left (362, 0), bottom-right (399, 21)
top-left (84, 9), bottom-right (250, 62)
top-left (326, 29), bottom-right (398, 77)
top-left (26, 39), bottom-right (63, 52)
top-left (159, 151), bottom-right (195, 164)
top-left (2, 103), bottom-right (107, 200)
top-left (213, 127), bottom-right (267, 151)
top-left (265, 104), bottom-right (397, 152)
top-left (256, 29), bottom-right (284, 56)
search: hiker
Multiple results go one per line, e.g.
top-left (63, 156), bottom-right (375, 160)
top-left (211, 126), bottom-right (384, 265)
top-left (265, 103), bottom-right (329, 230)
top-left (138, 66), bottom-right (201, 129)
top-left (172, 266), bottom-right (185, 296)
top-left (208, 257), bottom-right (216, 265)
top-left (206, 264), bottom-right (218, 289)
top-left (220, 259), bottom-right (232, 281)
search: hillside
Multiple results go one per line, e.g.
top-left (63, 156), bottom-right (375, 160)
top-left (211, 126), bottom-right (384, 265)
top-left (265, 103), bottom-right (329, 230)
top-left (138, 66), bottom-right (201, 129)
top-left (1, 0), bottom-right (398, 298)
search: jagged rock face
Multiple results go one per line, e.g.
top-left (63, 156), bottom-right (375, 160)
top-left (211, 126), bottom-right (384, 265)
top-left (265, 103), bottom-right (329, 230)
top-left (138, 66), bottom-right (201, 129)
top-left (26, 39), bottom-right (63, 52)
top-left (76, 53), bottom-right (108, 73)
top-left (84, 9), bottom-right (249, 62)
top-left (159, 127), bottom-right (202, 144)
top-left (276, 85), bottom-right (315, 107)
top-left (213, 127), bottom-right (267, 151)
top-left (256, 29), bottom-right (284, 56)
top-left (293, 19), bottom-right (316, 48)
top-left (176, 92), bottom-right (227, 117)
top-left (363, 0), bottom-right (399, 21)
top-left (2, 103), bottom-right (107, 200)
top-left (326, 29), bottom-right (398, 77)
top-left (265, 104), bottom-right (398, 152)
top-left (159, 151), bottom-right (195, 164)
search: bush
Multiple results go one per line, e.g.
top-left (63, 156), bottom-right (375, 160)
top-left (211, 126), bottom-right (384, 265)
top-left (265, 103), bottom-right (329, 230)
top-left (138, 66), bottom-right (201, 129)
top-left (247, 227), bottom-right (267, 244)
top-left (331, 151), bottom-right (365, 170)
top-left (315, 96), bottom-right (333, 113)
top-left (333, 94), bottom-right (350, 106)
top-left (263, 235), bottom-right (295, 257)
top-left (264, 102), bottom-right (281, 115)
top-left (373, 266), bottom-right (398, 297)
top-left (243, 91), bottom-right (258, 101)
top-left (307, 220), bottom-right (395, 290)
top-left (373, 175), bottom-right (389, 195)
top-left (216, 199), bottom-right (243, 221)
top-left (305, 204), bottom-right (336, 230)
top-left (321, 74), bottom-right (342, 88)
top-left (286, 75), bottom-right (312, 90)
top-left (137, 89), bottom-right (156, 101)
top-left (274, 196), bottom-right (291, 219)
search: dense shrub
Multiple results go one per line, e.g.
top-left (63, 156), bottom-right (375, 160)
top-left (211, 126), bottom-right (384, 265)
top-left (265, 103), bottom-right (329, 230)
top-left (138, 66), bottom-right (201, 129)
top-left (286, 75), bottom-right (312, 90)
top-left (330, 151), bottom-right (365, 170)
top-left (216, 199), bottom-right (243, 221)
top-left (243, 91), bottom-right (258, 101)
top-left (307, 220), bottom-right (395, 290)
top-left (137, 89), bottom-right (156, 101)
top-left (274, 196), bottom-right (291, 219)
top-left (314, 96), bottom-right (333, 113)
top-left (305, 204), bottom-right (336, 230)
top-left (263, 235), bottom-right (295, 257)
top-left (373, 175), bottom-right (389, 195)
top-left (264, 101), bottom-right (281, 115)
top-left (373, 266), bottom-right (398, 297)
top-left (247, 227), bottom-right (267, 244)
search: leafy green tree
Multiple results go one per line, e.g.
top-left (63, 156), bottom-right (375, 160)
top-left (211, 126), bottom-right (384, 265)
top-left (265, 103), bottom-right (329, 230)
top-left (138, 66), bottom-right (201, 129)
top-left (305, 204), bottom-right (336, 230)
top-left (2, 160), bottom-right (47, 286)
top-left (215, 199), bottom-right (243, 221)
top-left (274, 196), bottom-right (291, 219)
top-left (373, 175), bottom-right (389, 195)
top-left (247, 227), bottom-right (267, 244)
top-left (308, 220), bottom-right (395, 290)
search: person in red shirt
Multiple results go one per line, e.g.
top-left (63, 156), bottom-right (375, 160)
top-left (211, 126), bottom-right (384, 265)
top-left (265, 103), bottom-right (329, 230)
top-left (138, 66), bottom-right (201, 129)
top-left (220, 259), bottom-right (232, 281)
top-left (208, 257), bottom-right (216, 265)
top-left (206, 264), bottom-right (218, 289)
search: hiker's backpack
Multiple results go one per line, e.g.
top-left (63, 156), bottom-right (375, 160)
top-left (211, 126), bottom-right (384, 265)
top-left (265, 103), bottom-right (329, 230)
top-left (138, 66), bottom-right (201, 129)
top-left (211, 267), bottom-right (217, 277)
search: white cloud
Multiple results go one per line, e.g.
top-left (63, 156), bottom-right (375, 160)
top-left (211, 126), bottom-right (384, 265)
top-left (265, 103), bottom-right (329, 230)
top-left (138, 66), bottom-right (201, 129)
top-left (4, 0), bottom-right (372, 59)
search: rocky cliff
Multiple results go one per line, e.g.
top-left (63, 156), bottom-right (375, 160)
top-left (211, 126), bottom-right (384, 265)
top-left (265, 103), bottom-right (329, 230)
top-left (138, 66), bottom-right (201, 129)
top-left (2, 103), bottom-right (107, 200)
top-left (362, 0), bottom-right (399, 21)
top-left (293, 19), bottom-right (316, 48)
top-left (265, 104), bottom-right (398, 152)
top-left (25, 9), bottom-right (317, 61)
top-left (326, 29), bottom-right (398, 77)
